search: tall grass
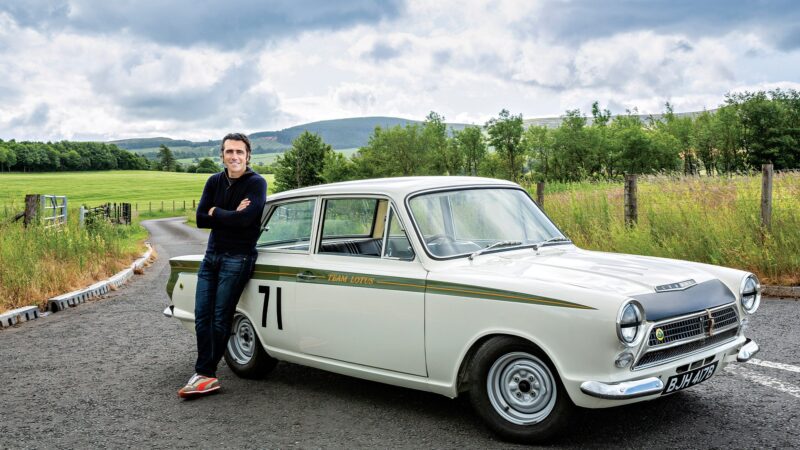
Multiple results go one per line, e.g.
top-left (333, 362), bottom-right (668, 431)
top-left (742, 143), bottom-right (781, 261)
top-left (0, 213), bottom-right (147, 313)
top-left (541, 172), bottom-right (800, 285)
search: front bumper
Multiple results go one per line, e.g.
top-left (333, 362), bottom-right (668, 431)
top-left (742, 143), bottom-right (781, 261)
top-left (580, 377), bottom-right (664, 399)
top-left (578, 337), bottom-right (758, 401)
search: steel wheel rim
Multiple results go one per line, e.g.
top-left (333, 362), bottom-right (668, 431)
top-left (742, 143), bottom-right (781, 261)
top-left (486, 352), bottom-right (557, 425)
top-left (227, 314), bottom-right (255, 365)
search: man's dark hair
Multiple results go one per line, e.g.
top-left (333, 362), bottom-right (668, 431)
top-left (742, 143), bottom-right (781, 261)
top-left (220, 132), bottom-right (252, 162)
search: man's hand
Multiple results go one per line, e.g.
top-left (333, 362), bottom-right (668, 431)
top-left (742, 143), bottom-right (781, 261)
top-left (208, 207), bottom-right (216, 216)
top-left (236, 198), bottom-right (251, 212)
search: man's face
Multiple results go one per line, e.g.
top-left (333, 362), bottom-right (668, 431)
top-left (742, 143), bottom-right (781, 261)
top-left (222, 139), bottom-right (248, 178)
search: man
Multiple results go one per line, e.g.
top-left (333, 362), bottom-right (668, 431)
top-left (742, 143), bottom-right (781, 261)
top-left (178, 132), bottom-right (267, 398)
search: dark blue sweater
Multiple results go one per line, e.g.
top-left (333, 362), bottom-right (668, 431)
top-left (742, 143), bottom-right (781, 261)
top-left (196, 168), bottom-right (267, 254)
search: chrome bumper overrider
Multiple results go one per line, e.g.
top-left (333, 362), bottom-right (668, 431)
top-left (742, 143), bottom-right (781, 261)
top-left (580, 378), bottom-right (664, 399)
top-left (736, 338), bottom-right (759, 362)
top-left (163, 305), bottom-right (174, 318)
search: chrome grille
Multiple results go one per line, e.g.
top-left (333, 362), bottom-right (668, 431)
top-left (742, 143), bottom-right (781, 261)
top-left (648, 306), bottom-right (739, 347)
top-left (635, 329), bottom-right (738, 368)
top-left (633, 304), bottom-right (740, 370)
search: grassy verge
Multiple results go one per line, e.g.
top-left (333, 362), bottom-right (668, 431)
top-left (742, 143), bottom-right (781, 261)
top-left (541, 172), bottom-right (800, 285)
top-left (0, 213), bottom-right (148, 314)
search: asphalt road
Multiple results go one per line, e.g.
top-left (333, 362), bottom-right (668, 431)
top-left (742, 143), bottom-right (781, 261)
top-left (1, 217), bottom-right (798, 448)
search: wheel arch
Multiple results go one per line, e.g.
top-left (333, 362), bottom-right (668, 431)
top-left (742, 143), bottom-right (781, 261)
top-left (455, 331), bottom-right (562, 395)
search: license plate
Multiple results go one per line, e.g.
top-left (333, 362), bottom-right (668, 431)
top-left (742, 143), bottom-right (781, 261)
top-left (662, 361), bottom-right (718, 395)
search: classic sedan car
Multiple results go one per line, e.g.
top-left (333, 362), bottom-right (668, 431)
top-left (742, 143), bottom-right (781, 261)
top-left (164, 176), bottom-right (760, 443)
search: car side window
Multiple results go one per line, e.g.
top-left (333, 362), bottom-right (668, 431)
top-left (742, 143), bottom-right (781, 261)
top-left (382, 207), bottom-right (415, 261)
top-left (258, 199), bottom-right (316, 251)
top-left (319, 198), bottom-right (383, 257)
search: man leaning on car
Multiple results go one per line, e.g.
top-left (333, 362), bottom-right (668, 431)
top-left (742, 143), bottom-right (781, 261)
top-left (178, 132), bottom-right (267, 398)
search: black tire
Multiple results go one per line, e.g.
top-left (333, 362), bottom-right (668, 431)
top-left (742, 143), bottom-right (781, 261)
top-left (468, 336), bottom-right (574, 443)
top-left (224, 313), bottom-right (278, 379)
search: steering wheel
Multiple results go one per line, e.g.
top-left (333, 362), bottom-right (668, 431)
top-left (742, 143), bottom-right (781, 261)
top-left (425, 234), bottom-right (456, 245)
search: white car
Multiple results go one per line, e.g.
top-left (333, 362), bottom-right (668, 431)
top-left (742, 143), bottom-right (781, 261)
top-left (164, 176), bottom-right (760, 443)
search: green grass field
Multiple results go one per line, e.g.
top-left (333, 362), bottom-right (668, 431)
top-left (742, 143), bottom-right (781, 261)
top-left (0, 171), bottom-right (276, 215)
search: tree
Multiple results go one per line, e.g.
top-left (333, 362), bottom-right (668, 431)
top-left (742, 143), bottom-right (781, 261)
top-left (485, 109), bottom-right (525, 181)
top-left (549, 110), bottom-right (595, 181)
top-left (273, 131), bottom-right (332, 192)
top-left (158, 144), bottom-right (177, 171)
top-left (322, 151), bottom-right (357, 183)
top-left (352, 124), bottom-right (428, 178)
top-left (691, 110), bottom-right (718, 174)
top-left (453, 126), bottom-right (486, 176)
top-left (521, 125), bottom-right (552, 180)
top-left (423, 111), bottom-right (452, 174)
top-left (195, 157), bottom-right (221, 173)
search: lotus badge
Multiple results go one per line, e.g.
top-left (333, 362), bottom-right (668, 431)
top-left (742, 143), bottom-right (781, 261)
top-left (655, 328), bottom-right (665, 342)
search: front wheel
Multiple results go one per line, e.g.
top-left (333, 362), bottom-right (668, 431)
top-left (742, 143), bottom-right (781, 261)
top-left (468, 337), bottom-right (573, 443)
top-left (224, 313), bottom-right (278, 379)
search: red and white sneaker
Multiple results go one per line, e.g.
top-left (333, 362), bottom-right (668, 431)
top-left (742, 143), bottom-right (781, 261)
top-left (178, 374), bottom-right (220, 398)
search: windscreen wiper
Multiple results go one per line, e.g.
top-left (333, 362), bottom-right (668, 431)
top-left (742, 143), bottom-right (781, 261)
top-left (532, 236), bottom-right (572, 250)
top-left (469, 240), bottom-right (523, 260)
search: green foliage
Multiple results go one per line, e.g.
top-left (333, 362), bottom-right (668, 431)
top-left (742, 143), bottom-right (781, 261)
top-left (454, 126), bottom-right (487, 176)
top-left (0, 140), bottom-right (149, 172)
top-left (322, 150), bottom-right (357, 183)
top-left (726, 89), bottom-right (800, 170)
top-left (195, 158), bottom-right (221, 173)
top-left (352, 123), bottom-right (429, 178)
top-left (158, 144), bottom-right (177, 172)
top-left (273, 131), bottom-right (332, 192)
top-left (485, 109), bottom-right (525, 181)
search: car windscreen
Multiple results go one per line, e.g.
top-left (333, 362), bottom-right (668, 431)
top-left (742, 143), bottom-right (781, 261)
top-left (408, 188), bottom-right (566, 258)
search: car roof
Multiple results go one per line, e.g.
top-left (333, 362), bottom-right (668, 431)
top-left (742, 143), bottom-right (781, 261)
top-left (266, 176), bottom-right (519, 202)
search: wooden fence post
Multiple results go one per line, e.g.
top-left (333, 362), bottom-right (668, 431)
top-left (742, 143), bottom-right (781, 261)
top-left (761, 164), bottom-right (773, 231)
top-left (536, 182), bottom-right (545, 209)
top-left (23, 194), bottom-right (40, 228)
top-left (173, 200), bottom-right (175, 212)
top-left (161, 201), bottom-right (164, 212)
top-left (183, 200), bottom-right (186, 211)
top-left (192, 199), bottom-right (196, 210)
top-left (624, 175), bottom-right (638, 227)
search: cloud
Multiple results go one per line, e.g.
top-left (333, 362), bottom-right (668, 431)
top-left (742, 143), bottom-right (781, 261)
top-left (363, 40), bottom-right (408, 61)
top-left (9, 103), bottom-right (50, 127)
top-left (334, 83), bottom-right (378, 111)
top-left (523, 0), bottom-right (800, 50)
top-left (0, 0), bottom-right (405, 49)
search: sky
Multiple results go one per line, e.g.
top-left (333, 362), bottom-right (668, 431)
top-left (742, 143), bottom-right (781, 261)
top-left (0, 0), bottom-right (799, 142)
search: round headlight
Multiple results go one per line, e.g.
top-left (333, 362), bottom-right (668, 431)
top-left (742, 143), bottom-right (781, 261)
top-left (740, 274), bottom-right (761, 314)
top-left (616, 301), bottom-right (645, 346)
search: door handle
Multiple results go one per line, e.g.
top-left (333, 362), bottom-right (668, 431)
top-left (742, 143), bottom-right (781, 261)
top-left (297, 271), bottom-right (317, 281)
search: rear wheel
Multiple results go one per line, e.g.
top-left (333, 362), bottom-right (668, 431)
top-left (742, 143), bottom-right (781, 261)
top-left (224, 313), bottom-right (277, 379)
top-left (468, 336), bottom-right (573, 443)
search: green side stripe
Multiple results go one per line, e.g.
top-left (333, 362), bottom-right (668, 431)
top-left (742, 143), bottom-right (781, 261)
top-left (167, 260), bottom-right (594, 310)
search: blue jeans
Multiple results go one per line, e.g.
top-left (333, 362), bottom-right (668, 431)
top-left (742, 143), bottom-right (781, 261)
top-left (194, 250), bottom-right (256, 377)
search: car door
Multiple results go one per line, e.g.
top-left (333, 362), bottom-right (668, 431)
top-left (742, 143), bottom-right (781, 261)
top-left (293, 196), bottom-right (428, 376)
top-left (249, 197), bottom-right (319, 354)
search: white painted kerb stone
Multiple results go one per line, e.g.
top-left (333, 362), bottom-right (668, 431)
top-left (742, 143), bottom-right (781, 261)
top-left (0, 306), bottom-right (40, 328)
